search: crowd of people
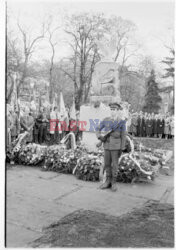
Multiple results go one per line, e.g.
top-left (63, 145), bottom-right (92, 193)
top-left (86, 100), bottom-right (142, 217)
top-left (127, 111), bottom-right (174, 139)
top-left (6, 104), bottom-right (81, 150)
top-left (7, 102), bottom-right (174, 152)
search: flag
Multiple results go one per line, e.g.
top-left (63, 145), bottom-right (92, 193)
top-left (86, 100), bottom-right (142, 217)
top-left (60, 92), bottom-right (66, 116)
top-left (60, 91), bottom-right (69, 126)
top-left (69, 96), bottom-right (76, 120)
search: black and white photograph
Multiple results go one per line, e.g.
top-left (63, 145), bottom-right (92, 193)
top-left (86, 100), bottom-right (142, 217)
top-left (4, 0), bottom-right (175, 247)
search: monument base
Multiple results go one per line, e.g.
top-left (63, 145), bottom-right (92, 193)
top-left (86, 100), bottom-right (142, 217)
top-left (80, 104), bottom-right (111, 151)
top-left (82, 131), bottom-right (99, 152)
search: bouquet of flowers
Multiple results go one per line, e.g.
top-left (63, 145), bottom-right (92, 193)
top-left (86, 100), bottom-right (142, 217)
top-left (18, 143), bottom-right (47, 165)
top-left (43, 145), bottom-right (85, 173)
top-left (117, 153), bottom-right (155, 183)
top-left (73, 154), bottom-right (103, 181)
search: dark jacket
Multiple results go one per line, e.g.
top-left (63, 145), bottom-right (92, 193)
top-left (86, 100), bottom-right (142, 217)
top-left (153, 119), bottom-right (158, 134)
top-left (157, 119), bottom-right (165, 134)
top-left (146, 118), bottom-right (153, 135)
top-left (36, 113), bottom-right (48, 127)
top-left (137, 117), bottom-right (146, 136)
top-left (96, 117), bottom-right (126, 150)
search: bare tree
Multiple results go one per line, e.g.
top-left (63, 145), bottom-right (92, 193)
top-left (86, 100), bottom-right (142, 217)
top-left (6, 32), bottom-right (23, 102)
top-left (17, 20), bottom-right (46, 95)
top-left (7, 33), bottom-right (22, 74)
top-left (104, 16), bottom-right (139, 66)
top-left (45, 16), bottom-right (60, 103)
top-left (60, 13), bottom-right (105, 109)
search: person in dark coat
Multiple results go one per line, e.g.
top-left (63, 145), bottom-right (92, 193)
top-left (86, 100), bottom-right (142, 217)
top-left (37, 107), bottom-right (49, 144)
top-left (153, 114), bottom-right (158, 138)
top-left (157, 114), bottom-right (165, 139)
top-left (151, 113), bottom-right (155, 137)
top-left (32, 110), bottom-right (39, 144)
top-left (138, 113), bottom-right (146, 137)
top-left (130, 113), bottom-right (138, 137)
top-left (137, 114), bottom-right (140, 137)
top-left (137, 112), bottom-right (143, 137)
top-left (143, 113), bottom-right (148, 137)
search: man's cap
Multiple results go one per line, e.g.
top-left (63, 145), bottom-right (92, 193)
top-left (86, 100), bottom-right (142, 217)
top-left (109, 102), bottom-right (122, 110)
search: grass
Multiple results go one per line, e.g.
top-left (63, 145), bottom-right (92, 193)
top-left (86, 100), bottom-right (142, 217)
top-left (134, 137), bottom-right (174, 151)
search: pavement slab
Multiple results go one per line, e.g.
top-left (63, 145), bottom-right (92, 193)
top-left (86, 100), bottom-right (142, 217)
top-left (7, 172), bottom-right (82, 201)
top-left (7, 194), bottom-right (76, 231)
top-left (6, 165), bottom-right (174, 247)
top-left (55, 187), bottom-right (147, 217)
top-left (6, 223), bottom-right (43, 247)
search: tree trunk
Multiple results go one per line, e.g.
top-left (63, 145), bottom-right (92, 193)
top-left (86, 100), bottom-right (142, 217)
top-left (17, 55), bottom-right (29, 96)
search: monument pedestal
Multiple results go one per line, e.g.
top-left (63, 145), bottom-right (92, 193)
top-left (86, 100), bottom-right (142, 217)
top-left (80, 103), bottom-right (111, 151)
top-left (82, 131), bottom-right (99, 152)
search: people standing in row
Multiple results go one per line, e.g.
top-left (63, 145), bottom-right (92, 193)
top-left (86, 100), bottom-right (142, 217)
top-left (49, 106), bottom-right (71, 145)
top-left (129, 111), bottom-right (173, 139)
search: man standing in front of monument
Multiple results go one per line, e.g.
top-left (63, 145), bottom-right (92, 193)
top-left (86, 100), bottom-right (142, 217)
top-left (96, 102), bottom-right (126, 191)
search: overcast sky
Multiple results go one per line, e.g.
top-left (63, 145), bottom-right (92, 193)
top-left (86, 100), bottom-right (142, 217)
top-left (7, 0), bottom-right (174, 73)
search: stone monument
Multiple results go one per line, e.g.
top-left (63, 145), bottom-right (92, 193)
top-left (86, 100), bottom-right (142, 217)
top-left (80, 38), bottom-right (122, 151)
top-left (90, 36), bottom-right (121, 104)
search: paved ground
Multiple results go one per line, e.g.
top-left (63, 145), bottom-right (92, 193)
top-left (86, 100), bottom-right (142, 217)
top-left (6, 165), bottom-right (174, 247)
